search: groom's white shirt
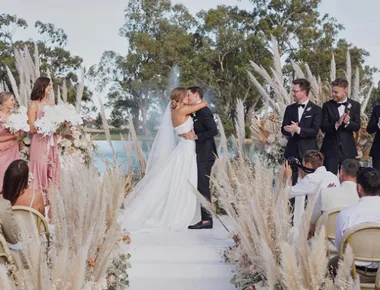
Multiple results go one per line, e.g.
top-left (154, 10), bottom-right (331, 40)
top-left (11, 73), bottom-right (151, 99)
top-left (310, 180), bottom-right (359, 224)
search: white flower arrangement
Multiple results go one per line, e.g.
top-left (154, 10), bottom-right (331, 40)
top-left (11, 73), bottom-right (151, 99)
top-left (34, 104), bottom-right (83, 136)
top-left (3, 106), bottom-right (30, 133)
top-left (58, 126), bottom-right (96, 167)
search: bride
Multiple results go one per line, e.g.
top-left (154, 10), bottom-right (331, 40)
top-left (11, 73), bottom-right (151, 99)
top-left (119, 87), bottom-right (208, 232)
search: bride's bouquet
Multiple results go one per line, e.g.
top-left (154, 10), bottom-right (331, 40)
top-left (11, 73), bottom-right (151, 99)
top-left (3, 106), bottom-right (30, 133)
top-left (34, 104), bottom-right (83, 136)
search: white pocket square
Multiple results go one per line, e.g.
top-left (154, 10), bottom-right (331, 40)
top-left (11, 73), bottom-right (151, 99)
top-left (304, 115), bottom-right (312, 118)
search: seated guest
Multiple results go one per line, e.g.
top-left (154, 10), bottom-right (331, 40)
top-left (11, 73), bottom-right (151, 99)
top-left (333, 167), bottom-right (380, 283)
top-left (284, 150), bottom-right (340, 227)
top-left (310, 158), bottom-right (360, 225)
top-left (0, 198), bottom-right (20, 264)
top-left (2, 160), bottom-right (45, 215)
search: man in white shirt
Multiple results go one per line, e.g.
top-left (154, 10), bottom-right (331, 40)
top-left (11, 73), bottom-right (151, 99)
top-left (332, 167), bottom-right (380, 283)
top-left (284, 150), bottom-right (339, 198)
top-left (310, 158), bottom-right (360, 226)
top-left (284, 150), bottom-right (339, 226)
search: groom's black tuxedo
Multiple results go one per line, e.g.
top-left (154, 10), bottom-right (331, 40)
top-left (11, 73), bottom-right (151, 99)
top-left (192, 106), bottom-right (218, 222)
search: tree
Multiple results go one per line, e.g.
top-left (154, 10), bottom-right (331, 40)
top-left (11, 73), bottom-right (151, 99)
top-left (0, 14), bottom-right (93, 110)
top-left (89, 0), bottom-right (197, 135)
top-left (186, 5), bottom-right (272, 133)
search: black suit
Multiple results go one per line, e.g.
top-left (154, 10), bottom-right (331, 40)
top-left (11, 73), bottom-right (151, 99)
top-left (367, 104), bottom-right (380, 170)
top-left (281, 101), bottom-right (322, 161)
top-left (281, 100), bottom-right (322, 217)
top-left (193, 107), bottom-right (218, 222)
top-left (321, 98), bottom-right (361, 174)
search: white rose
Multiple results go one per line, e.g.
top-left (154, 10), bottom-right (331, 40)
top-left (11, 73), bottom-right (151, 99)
top-left (23, 137), bottom-right (31, 145)
top-left (279, 137), bottom-right (288, 147)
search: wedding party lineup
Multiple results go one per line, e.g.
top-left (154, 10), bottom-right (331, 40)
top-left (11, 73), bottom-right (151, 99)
top-left (1, 0), bottom-right (380, 289)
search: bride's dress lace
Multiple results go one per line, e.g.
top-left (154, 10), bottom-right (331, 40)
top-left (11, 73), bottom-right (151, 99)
top-left (119, 116), bottom-right (197, 232)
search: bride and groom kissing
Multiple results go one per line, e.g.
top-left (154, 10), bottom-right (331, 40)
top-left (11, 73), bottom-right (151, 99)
top-left (120, 86), bottom-right (217, 232)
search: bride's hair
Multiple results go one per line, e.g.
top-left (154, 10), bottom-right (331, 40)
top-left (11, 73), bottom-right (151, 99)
top-left (170, 87), bottom-right (187, 109)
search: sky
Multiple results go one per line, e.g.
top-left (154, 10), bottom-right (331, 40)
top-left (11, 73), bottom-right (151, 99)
top-left (1, 0), bottom-right (380, 84)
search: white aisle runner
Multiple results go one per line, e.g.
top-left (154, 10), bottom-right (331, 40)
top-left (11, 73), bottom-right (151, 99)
top-left (123, 218), bottom-right (236, 290)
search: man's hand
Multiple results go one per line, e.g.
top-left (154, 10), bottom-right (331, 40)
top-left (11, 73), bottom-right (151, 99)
top-left (283, 121), bottom-right (300, 134)
top-left (283, 161), bottom-right (292, 182)
top-left (343, 113), bottom-right (350, 125)
top-left (179, 129), bottom-right (196, 140)
top-left (335, 114), bottom-right (344, 128)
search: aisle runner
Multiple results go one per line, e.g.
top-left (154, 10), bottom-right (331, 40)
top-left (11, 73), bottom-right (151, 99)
top-left (123, 218), bottom-right (235, 290)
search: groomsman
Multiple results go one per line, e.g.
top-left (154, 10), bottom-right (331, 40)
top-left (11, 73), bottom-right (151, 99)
top-left (281, 78), bottom-right (322, 185)
top-left (321, 78), bottom-right (361, 174)
top-left (367, 104), bottom-right (380, 170)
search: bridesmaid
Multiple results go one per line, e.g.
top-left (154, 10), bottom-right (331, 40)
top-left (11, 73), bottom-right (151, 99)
top-left (28, 77), bottom-right (60, 196)
top-left (0, 91), bottom-right (22, 191)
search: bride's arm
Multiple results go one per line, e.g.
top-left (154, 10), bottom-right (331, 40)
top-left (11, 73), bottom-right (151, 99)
top-left (178, 101), bottom-right (208, 116)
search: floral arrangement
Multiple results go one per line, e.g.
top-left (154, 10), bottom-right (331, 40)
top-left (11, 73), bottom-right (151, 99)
top-left (58, 126), bottom-right (96, 166)
top-left (19, 135), bottom-right (31, 161)
top-left (3, 106), bottom-right (30, 133)
top-left (34, 103), bottom-right (83, 136)
top-left (104, 235), bottom-right (132, 290)
top-left (250, 113), bottom-right (287, 169)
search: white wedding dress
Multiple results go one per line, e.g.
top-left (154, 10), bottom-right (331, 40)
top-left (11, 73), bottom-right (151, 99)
top-left (119, 114), bottom-right (198, 232)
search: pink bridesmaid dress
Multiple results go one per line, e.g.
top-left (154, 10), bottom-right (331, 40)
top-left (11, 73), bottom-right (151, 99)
top-left (29, 107), bottom-right (60, 193)
top-left (0, 117), bottom-right (20, 191)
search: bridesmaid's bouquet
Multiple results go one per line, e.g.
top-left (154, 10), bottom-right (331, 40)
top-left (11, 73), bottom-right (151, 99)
top-left (34, 104), bottom-right (83, 136)
top-left (3, 106), bottom-right (30, 133)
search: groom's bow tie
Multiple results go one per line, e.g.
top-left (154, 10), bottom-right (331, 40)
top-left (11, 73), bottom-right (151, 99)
top-left (191, 113), bottom-right (196, 118)
top-left (296, 103), bottom-right (305, 108)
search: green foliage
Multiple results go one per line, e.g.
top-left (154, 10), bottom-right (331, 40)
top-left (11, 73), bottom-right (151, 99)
top-left (88, 0), bottom-right (377, 136)
top-left (0, 14), bottom-right (91, 108)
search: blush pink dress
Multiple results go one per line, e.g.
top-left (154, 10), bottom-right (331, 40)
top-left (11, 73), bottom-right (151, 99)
top-left (29, 107), bottom-right (60, 193)
top-left (0, 116), bottom-right (20, 191)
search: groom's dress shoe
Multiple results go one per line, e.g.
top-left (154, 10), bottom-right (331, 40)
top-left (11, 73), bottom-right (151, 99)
top-left (188, 220), bottom-right (213, 230)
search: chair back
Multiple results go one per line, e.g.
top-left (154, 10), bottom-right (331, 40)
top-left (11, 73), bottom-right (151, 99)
top-left (12, 206), bottom-right (50, 247)
top-left (339, 223), bottom-right (380, 289)
top-left (325, 207), bottom-right (344, 240)
top-left (0, 232), bottom-right (15, 265)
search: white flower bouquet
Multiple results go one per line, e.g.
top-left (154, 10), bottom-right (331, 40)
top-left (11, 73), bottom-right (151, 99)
top-left (34, 104), bottom-right (83, 136)
top-left (58, 126), bottom-right (96, 166)
top-left (3, 106), bottom-right (30, 133)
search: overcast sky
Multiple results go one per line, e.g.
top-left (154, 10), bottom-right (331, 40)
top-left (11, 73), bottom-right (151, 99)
top-left (2, 0), bottom-right (379, 82)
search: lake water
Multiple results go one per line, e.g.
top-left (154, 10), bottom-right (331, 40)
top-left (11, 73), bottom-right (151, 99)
top-left (94, 140), bottom-right (256, 173)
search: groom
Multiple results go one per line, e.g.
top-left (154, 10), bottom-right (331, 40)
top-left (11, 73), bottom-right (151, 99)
top-left (181, 86), bottom-right (218, 229)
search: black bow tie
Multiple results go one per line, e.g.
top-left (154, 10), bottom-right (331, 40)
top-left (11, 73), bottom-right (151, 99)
top-left (336, 102), bottom-right (347, 107)
top-left (296, 104), bottom-right (305, 108)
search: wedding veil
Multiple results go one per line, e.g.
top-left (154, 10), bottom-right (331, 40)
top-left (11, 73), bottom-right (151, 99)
top-left (145, 102), bottom-right (176, 174)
